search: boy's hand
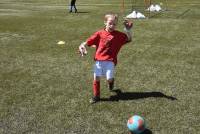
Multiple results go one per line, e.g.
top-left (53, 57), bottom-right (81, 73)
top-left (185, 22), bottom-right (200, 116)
top-left (123, 19), bottom-right (133, 41)
top-left (79, 42), bottom-right (87, 56)
top-left (123, 19), bottom-right (133, 30)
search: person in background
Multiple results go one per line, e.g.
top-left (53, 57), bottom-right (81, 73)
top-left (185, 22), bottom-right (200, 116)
top-left (69, 0), bottom-right (77, 13)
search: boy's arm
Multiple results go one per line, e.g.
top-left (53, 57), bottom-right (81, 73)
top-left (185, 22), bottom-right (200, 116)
top-left (79, 31), bottom-right (99, 57)
top-left (79, 38), bottom-right (97, 56)
top-left (123, 19), bottom-right (133, 42)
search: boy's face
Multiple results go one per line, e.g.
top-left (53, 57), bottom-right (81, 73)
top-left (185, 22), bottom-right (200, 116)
top-left (105, 17), bottom-right (117, 32)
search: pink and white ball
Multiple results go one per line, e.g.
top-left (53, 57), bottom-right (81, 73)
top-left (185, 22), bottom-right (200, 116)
top-left (127, 115), bottom-right (146, 134)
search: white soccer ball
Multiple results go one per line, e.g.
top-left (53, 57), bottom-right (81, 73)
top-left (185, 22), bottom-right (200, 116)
top-left (127, 115), bottom-right (146, 134)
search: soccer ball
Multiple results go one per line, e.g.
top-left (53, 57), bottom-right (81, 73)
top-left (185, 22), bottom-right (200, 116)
top-left (127, 115), bottom-right (146, 134)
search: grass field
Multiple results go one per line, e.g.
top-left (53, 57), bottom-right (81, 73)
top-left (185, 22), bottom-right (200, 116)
top-left (0, 0), bottom-right (200, 133)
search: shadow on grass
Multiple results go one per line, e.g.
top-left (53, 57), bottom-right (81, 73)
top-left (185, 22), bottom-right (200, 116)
top-left (101, 89), bottom-right (177, 102)
top-left (142, 129), bottom-right (152, 134)
top-left (76, 11), bottom-right (90, 13)
top-left (128, 128), bottom-right (152, 134)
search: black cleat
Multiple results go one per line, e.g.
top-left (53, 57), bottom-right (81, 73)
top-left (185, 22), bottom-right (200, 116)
top-left (89, 96), bottom-right (100, 104)
top-left (108, 80), bottom-right (114, 91)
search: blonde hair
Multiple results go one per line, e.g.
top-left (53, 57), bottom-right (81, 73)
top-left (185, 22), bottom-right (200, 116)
top-left (104, 13), bottom-right (118, 22)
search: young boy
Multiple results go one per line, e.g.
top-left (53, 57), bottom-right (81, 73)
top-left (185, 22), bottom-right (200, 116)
top-left (79, 13), bottom-right (133, 104)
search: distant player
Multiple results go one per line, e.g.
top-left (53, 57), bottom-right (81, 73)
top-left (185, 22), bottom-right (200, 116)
top-left (79, 13), bottom-right (133, 104)
top-left (69, 0), bottom-right (77, 13)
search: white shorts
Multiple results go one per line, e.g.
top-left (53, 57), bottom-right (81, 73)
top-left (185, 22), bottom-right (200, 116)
top-left (93, 61), bottom-right (114, 80)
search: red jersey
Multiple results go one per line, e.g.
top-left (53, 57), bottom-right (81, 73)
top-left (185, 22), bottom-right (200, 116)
top-left (86, 29), bottom-right (129, 65)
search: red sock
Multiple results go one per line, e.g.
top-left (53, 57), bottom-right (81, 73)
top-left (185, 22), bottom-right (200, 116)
top-left (93, 80), bottom-right (100, 97)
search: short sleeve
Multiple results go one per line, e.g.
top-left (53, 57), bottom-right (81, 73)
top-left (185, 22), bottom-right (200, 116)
top-left (86, 31), bottom-right (100, 47)
top-left (119, 32), bottom-right (129, 45)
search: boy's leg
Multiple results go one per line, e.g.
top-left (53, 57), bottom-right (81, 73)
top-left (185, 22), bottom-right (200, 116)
top-left (107, 78), bottom-right (114, 91)
top-left (90, 61), bottom-right (102, 104)
top-left (74, 5), bottom-right (77, 13)
top-left (106, 61), bottom-right (115, 90)
top-left (93, 77), bottom-right (100, 97)
top-left (90, 76), bottom-right (100, 104)
top-left (69, 0), bottom-right (75, 12)
top-left (69, 7), bottom-right (72, 12)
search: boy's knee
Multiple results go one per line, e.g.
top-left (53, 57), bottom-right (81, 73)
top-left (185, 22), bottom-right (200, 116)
top-left (94, 76), bottom-right (100, 81)
top-left (107, 78), bottom-right (114, 83)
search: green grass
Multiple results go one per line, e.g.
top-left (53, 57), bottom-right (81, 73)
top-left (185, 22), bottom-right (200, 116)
top-left (0, 0), bottom-right (200, 133)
